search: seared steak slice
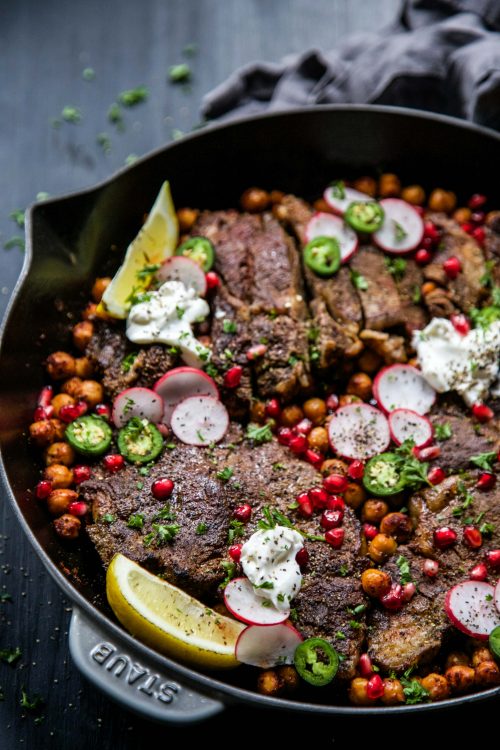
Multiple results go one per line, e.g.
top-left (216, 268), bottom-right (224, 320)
top-left (393, 259), bottom-right (428, 333)
top-left (350, 247), bottom-right (405, 331)
top-left (309, 298), bottom-right (350, 370)
top-left (483, 226), bottom-right (500, 287)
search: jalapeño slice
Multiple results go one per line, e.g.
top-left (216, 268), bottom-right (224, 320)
top-left (117, 417), bottom-right (164, 463)
top-left (344, 201), bottom-right (384, 233)
top-left (294, 637), bottom-right (339, 686)
top-left (66, 415), bottom-right (113, 457)
top-left (303, 236), bottom-right (341, 277)
top-left (363, 452), bottom-right (406, 496)
top-left (489, 625), bottom-right (500, 659)
top-left (175, 236), bottom-right (215, 271)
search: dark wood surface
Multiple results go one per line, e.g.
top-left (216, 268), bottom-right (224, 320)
top-left (1, 1), bottom-right (495, 746)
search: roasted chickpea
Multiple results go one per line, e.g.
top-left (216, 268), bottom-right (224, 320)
top-left (240, 188), bottom-right (270, 213)
top-left (250, 400), bottom-right (266, 424)
top-left (453, 207), bottom-right (472, 224)
top-left (401, 185), bottom-right (426, 206)
top-left (486, 210), bottom-right (500, 231)
top-left (302, 398), bottom-right (327, 425)
top-left (74, 357), bottom-right (94, 379)
top-left (358, 349), bottom-right (382, 375)
top-left (272, 203), bottom-right (288, 221)
top-left (338, 394), bottom-right (362, 408)
top-left (420, 673), bottom-right (450, 701)
top-left (51, 393), bottom-right (75, 417)
top-left (307, 427), bottom-right (329, 454)
top-left (321, 459), bottom-right (348, 476)
top-left (280, 405), bottom-right (304, 428)
top-left (474, 661), bottom-right (500, 686)
top-left (472, 647), bottom-right (494, 667)
top-left (361, 499), bottom-right (389, 524)
top-left (348, 678), bottom-right (371, 706)
top-left (368, 533), bottom-right (397, 563)
top-left (379, 512), bottom-right (413, 542)
top-left (313, 198), bottom-right (332, 213)
top-left (29, 419), bottom-right (64, 447)
top-left (44, 464), bottom-right (74, 489)
top-left (257, 669), bottom-right (281, 696)
top-left (361, 568), bottom-right (392, 598)
top-left (379, 173), bottom-right (401, 198)
top-left (428, 188), bottom-right (456, 213)
top-left (277, 665), bottom-right (299, 692)
top-left (53, 514), bottom-right (81, 540)
top-left (445, 651), bottom-right (470, 670)
top-left (82, 302), bottom-right (98, 320)
top-left (47, 488), bottom-right (78, 516)
top-left (353, 176), bottom-right (377, 197)
top-left (380, 678), bottom-right (405, 705)
top-left (89, 277), bottom-right (110, 304)
top-left (61, 377), bottom-right (83, 398)
top-left (346, 372), bottom-right (372, 401)
top-left (45, 442), bottom-right (75, 467)
top-left (72, 321), bottom-right (94, 351)
top-left (177, 207), bottom-right (199, 233)
top-left (344, 482), bottom-right (366, 510)
top-left (75, 380), bottom-right (104, 408)
top-left (46, 352), bottom-right (76, 380)
top-left (445, 665), bottom-right (475, 693)
top-left (421, 281), bottom-right (437, 296)
top-left (270, 190), bottom-right (285, 205)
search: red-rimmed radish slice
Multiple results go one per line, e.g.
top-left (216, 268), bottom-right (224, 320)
top-left (389, 409), bottom-right (433, 448)
top-left (328, 404), bottom-right (390, 460)
top-left (224, 578), bottom-right (289, 626)
top-left (112, 387), bottom-right (164, 428)
top-left (445, 581), bottom-right (500, 640)
top-left (373, 364), bottom-right (436, 415)
top-left (154, 367), bottom-right (219, 426)
top-left (170, 395), bottom-right (228, 445)
top-left (323, 185), bottom-right (372, 216)
top-left (235, 623), bottom-right (303, 668)
top-left (156, 256), bottom-right (207, 296)
top-left (373, 198), bottom-right (424, 254)
top-left (305, 212), bottom-right (358, 263)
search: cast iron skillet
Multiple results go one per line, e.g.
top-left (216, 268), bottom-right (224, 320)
top-left (1, 105), bottom-right (500, 723)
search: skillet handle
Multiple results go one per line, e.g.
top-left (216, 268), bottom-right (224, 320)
top-left (69, 607), bottom-right (224, 724)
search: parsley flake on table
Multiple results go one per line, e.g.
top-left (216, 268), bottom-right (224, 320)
top-left (82, 67), bottom-right (95, 81)
top-left (61, 105), bottom-right (82, 123)
top-left (3, 236), bottom-right (25, 251)
top-left (96, 132), bottom-right (112, 154)
top-left (9, 209), bottom-right (25, 228)
top-left (118, 86), bottom-right (149, 106)
top-left (20, 687), bottom-right (44, 711)
top-left (168, 63), bottom-right (191, 83)
top-left (0, 647), bottom-right (22, 665)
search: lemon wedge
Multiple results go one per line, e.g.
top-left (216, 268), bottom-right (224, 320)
top-left (101, 181), bottom-right (179, 319)
top-left (106, 554), bottom-right (245, 669)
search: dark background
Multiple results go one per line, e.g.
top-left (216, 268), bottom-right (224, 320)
top-left (0, 1), bottom-right (495, 747)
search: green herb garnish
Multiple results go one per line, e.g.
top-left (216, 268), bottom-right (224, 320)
top-left (169, 64), bottom-right (191, 83)
top-left (217, 467), bottom-right (234, 482)
top-left (350, 269), bottom-right (368, 291)
top-left (470, 451), bottom-right (496, 471)
top-left (223, 319), bottom-right (238, 334)
top-left (0, 647), bottom-right (21, 665)
top-left (61, 106), bottom-right (82, 123)
top-left (246, 422), bottom-right (273, 444)
top-left (385, 256), bottom-right (407, 281)
top-left (228, 519), bottom-right (245, 544)
top-left (121, 352), bottom-right (138, 373)
top-left (396, 555), bottom-right (412, 585)
top-left (195, 522), bottom-right (208, 535)
top-left (102, 513), bottom-right (116, 524)
top-left (127, 513), bottom-right (145, 529)
top-left (435, 423), bottom-right (452, 441)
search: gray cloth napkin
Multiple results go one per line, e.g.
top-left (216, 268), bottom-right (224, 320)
top-left (202, 0), bottom-right (500, 129)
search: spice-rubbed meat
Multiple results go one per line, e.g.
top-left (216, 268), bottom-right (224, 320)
top-left (430, 397), bottom-right (499, 472)
top-left (349, 247), bottom-right (405, 331)
top-left (393, 259), bottom-right (428, 333)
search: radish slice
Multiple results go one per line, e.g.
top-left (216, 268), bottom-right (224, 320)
top-left (323, 185), bottom-right (372, 216)
top-left (170, 395), bottom-right (228, 445)
top-left (373, 198), bottom-right (424, 254)
top-left (445, 581), bottom-right (500, 640)
top-left (328, 404), bottom-right (390, 460)
top-left (235, 623), bottom-right (303, 668)
top-left (305, 212), bottom-right (358, 263)
top-left (373, 364), bottom-right (436, 415)
top-left (389, 409), bottom-right (433, 448)
top-left (156, 256), bottom-right (207, 296)
top-left (224, 578), bottom-right (289, 626)
top-left (154, 367), bottom-right (219, 426)
top-left (112, 387), bottom-right (164, 428)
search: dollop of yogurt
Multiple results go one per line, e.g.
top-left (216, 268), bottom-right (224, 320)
top-left (240, 526), bottom-right (304, 611)
top-left (126, 280), bottom-right (210, 368)
top-left (413, 317), bottom-right (500, 406)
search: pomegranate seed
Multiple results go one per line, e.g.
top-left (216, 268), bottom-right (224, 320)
top-left (223, 366), bottom-right (243, 389)
top-left (472, 226), bottom-right (486, 245)
top-left (363, 523), bottom-right (378, 540)
top-left (73, 465), bottom-right (92, 484)
top-left (304, 449), bottom-right (323, 468)
top-left (477, 472), bottom-right (496, 491)
top-left (433, 526), bottom-right (457, 549)
top-left (463, 526), bottom-right (483, 549)
top-left (35, 480), bottom-right (52, 500)
top-left (415, 248), bottom-right (432, 266)
top-left (450, 313), bottom-right (470, 335)
top-left (402, 582), bottom-right (416, 602)
top-left (60, 401), bottom-right (88, 423)
top-left (320, 509), bottom-right (344, 530)
top-left (68, 501), bottom-right (88, 517)
top-left (428, 466), bottom-right (446, 485)
top-left (103, 454), bottom-right (125, 473)
top-left (296, 491), bottom-right (310, 506)
top-left (325, 528), bottom-right (344, 548)
top-left (33, 405), bottom-right (53, 421)
top-left (471, 211), bottom-right (485, 224)
top-left (289, 435), bottom-right (308, 455)
top-left (472, 403), bottom-right (494, 422)
top-left (265, 399), bottom-right (281, 419)
top-left (296, 547), bottom-right (309, 567)
top-left (326, 495), bottom-right (345, 512)
top-left (297, 499), bottom-right (313, 518)
top-left (423, 559), bottom-right (439, 577)
top-left (308, 487), bottom-right (329, 509)
top-left (205, 271), bottom-right (220, 290)
top-left (461, 222), bottom-right (474, 234)
top-left (95, 403), bottom-right (111, 419)
top-left (293, 418), bottom-right (313, 436)
top-left (326, 394), bottom-right (339, 412)
top-left (423, 221), bottom-right (440, 243)
top-left (421, 236), bottom-right (435, 249)
top-left (413, 444), bottom-right (441, 461)
top-left (151, 478), bottom-right (174, 499)
top-left (228, 544), bottom-right (242, 562)
top-left (234, 504), bottom-right (252, 522)
top-left (468, 193), bottom-right (487, 210)
top-left (380, 584), bottom-right (404, 611)
top-left (470, 562), bottom-right (488, 581)
top-left (443, 256), bottom-right (462, 279)
top-left (323, 474), bottom-right (349, 494)
top-left (366, 674), bottom-right (385, 700)
top-left (246, 344), bottom-right (267, 361)
top-left (347, 460), bottom-right (364, 480)
top-left (277, 427), bottom-right (293, 446)
top-left (359, 654), bottom-right (373, 678)
top-left (486, 550), bottom-right (500, 569)
top-left (37, 385), bottom-right (53, 407)
top-left (157, 423), bottom-right (170, 438)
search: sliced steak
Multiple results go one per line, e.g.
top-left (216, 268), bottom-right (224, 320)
top-left (393, 259), bottom-right (428, 333)
top-left (350, 247), bottom-right (405, 331)
top-left (483, 225), bottom-right (500, 287)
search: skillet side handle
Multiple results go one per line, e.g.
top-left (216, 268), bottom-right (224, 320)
top-left (69, 607), bottom-right (224, 724)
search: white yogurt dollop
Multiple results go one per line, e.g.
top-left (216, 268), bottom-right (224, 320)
top-left (126, 280), bottom-right (211, 368)
top-left (240, 526), bottom-right (304, 611)
top-left (413, 318), bottom-right (500, 406)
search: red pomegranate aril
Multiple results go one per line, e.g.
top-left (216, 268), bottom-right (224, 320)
top-left (205, 271), bottom-right (220, 290)
top-left (325, 528), bottom-right (344, 548)
top-left (289, 435), bottom-right (308, 455)
top-left (366, 674), bottom-right (385, 700)
top-left (297, 499), bottom-right (313, 518)
top-left (326, 495), bottom-right (345, 512)
top-left (151, 478), bottom-right (174, 499)
top-left (413, 444), bottom-right (441, 461)
top-left (468, 193), bottom-right (487, 210)
top-left (347, 460), bottom-right (364, 480)
top-left (472, 226), bottom-right (486, 245)
top-left (326, 393), bottom-right (339, 412)
top-left (103, 454), bottom-right (125, 473)
top-left (380, 584), bottom-right (404, 611)
top-left (470, 562), bottom-right (488, 581)
top-left (402, 582), bottom-right (416, 602)
top-left (296, 547), bottom-right (309, 567)
top-left (434, 526), bottom-right (457, 549)
top-left (265, 398), bottom-right (281, 419)
top-left (461, 222), bottom-right (474, 234)
top-left (320, 509), bottom-right (344, 530)
top-left (323, 474), bottom-right (349, 494)
top-left (73, 465), bottom-right (92, 484)
top-left (423, 221), bottom-right (440, 243)
top-left (233, 504), bottom-right (252, 523)
top-left (95, 403), bottom-right (111, 419)
top-left (60, 401), bottom-right (88, 423)
top-left (68, 501), bottom-right (88, 517)
top-left (477, 472), bottom-right (496, 491)
top-left (37, 385), bottom-right (53, 407)
top-left (359, 654), bottom-right (373, 678)
top-left (296, 491), bottom-right (310, 506)
top-left (471, 211), bottom-right (485, 224)
top-left (450, 313), bottom-right (470, 336)
top-left (415, 248), bottom-right (432, 266)
top-left (486, 550), bottom-right (500, 569)
top-left (363, 523), bottom-right (378, 541)
top-left (428, 466), bottom-right (446, 485)
top-left (35, 480), bottom-right (52, 500)
top-left (305, 449), bottom-right (323, 468)
top-left (293, 418), bottom-right (313, 436)
top-left (223, 366), bottom-right (243, 389)
top-left (463, 526), bottom-right (483, 549)
top-left (423, 559), bottom-right (439, 577)
top-left (33, 405), bottom-right (54, 421)
top-left (472, 403), bottom-right (494, 422)
top-left (277, 427), bottom-right (293, 446)
top-left (228, 544), bottom-right (242, 562)
top-left (308, 487), bottom-right (329, 509)
top-left (443, 256), bottom-right (462, 279)
top-left (246, 344), bottom-right (267, 361)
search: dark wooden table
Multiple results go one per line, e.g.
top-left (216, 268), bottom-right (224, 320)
top-left (1, 1), bottom-right (496, 746)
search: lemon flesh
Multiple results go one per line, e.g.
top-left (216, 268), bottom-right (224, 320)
top-left (101, 181), bottom-right (179, 319)
top-left (106, 554), bottom-right (244, 669)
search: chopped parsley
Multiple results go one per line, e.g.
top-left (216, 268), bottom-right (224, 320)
top-left (246, 422), bottom-right (273, 444)
top-left (107, 103), bottom-right (124, 130)
top-left (127, 513), bottom-right (145, 529)
top-left (9, 209), bottom-right (25, 228)
top-left (118, 86), bottom-right (149, 106)
top-left (154, 504), bottom-right (176, 522)
top-left (220, 560), bottom-right (236, 587)
top-left (217, 467), bottom-right (234, 482)
top-left (223, 319), bottom-right (238, 334)
top-left (308, 327), bottom-right (320, 342)
top-left (394, 440), bottom-right (432, 489)
top-left (176, 305), bottom-right (185, 319)
top-left (470, 289), bottom-right (500, 329)
top-left (350, 269), bottom-right (368, 291)
top-left (339, 564), bottom-right (349, 577)
top-left (470, 451), bottom-right (496, 471)
top-left (349, 620), bottom-right (363, 629)
top-left (435, 423), bottom-right (452, 441)
top-left (480, 260), bottom-right (495, 287)
top-left (396, 555), bottom-right (412, 585)
top-left (101, 513), bottom-right (116, 524)
top-left (96, 132), bottom-right (112, 154)
top-left (480, 522), bottom-right (495, 536)
top-left (169, 63), bottom-right (191, 83)
top-left (258, 507), bottom-right (293, 531)
top-left (412, 285), bottom-right (422, 303)
top-left (82, 67), bottom-right (95, 81)
top-left (288, 355), bottom-right (300, 367)
top-left (309, 347), bottom-right (320, 362)
top-left (255, 581), bottom-right (274, 590)
top-left (385, 256), bottom-right (407, 281)
top-left (20, 688), bottom-right (44, 711)
top-left (272, 462), bottom-right (285, 471)
top-left (125, 154), bottom-right (138, 166)
top-left (144, 522), bottom-right (180, 547)
top-left (3, 236), bottom-right (25, 251)
top-left (0, 593), bottom-right (12, 603)
top-left (228, 519), bottom-right (245, 544)
top-left (452, 482), bottom-right (475, 518)
top-left (61, 106), bottom-right (82, 123)
top-left (330, 180), bottom-right (345, 200)
top-left (393, 220), bottom-right (408, 243)
top-left (401, 676), bottom-right (429, 705)
top-left (183, 43), bottom-right (198, 57)
top-left (136, 263), bottom-right (160, 280)
top-left (195, 522), bottom-right (208, 535)
top-left (0, 647), bottom-right (22, 665)
top-left (121, 352), bottom-right (138, 373)
top-left (335, 631), bottom-right (346, 640)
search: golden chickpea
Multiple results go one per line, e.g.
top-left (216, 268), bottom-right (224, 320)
top-left (53, 514), bottom-right (81, 540)
top-left (346, 373), bottom-right (372, 401)
top-left (44, 464), bottom-right (74, 489)
top-left (472, 647), bottom-right (494, 667)
top-left (307, 427), bottom-right (329, 454)
top-left (280, 405), bottom-right (304, 428)
top-left (82, 302), bottom-right (98, 320)
top-left (177, 207), bottom-right (199, 233)
top-left (270, 190), bottom-right (285, 205)
top-left (486, 210), bottom-right (500, 230)
top-left (321, 458), bottom-right (348, 476)
top-left (381, 678), bottom-right (405, 705)
top-left (474, 661), bottom-right (500, 686)
top-left (29, 420), bottom-right (63, 447)
top-left (45, 442), bottom-right (75, 467)
top-left (338, 394), bottom-right (362, 408)
top-left (445, 652), bottom-right (470, 670)
top-left (421, 281), bottom-right (437, 296)
top-left (445, 665), bottom-right (475, 693)
top-left (344, 482), bottom-right (366, 510)
top-left (46, 352), bottom-right (76, 380)
top-left (47, 488), bottom-right (79, 516)
top-left (353, 176), bottom-right (377, 197)
top-left (250, 400), bottom-right (266, 424)
top-left (313, 198), bottom-right (333, 213)
top-left (361, 499), bottom-right (389, 524)
top-left (368, 533), bottom-right (397, 563)
top-left (420, 673), bottom-right (450, 701)
top-left (51, 393), bottom-right (75, 418)
top-left (73, 321), bottom-right (94, 351)
top-left (349, 678), bottom-right (371, 706)
top-left (240, 188), bottom-right (270, 213)
top-left (379, 512), bottom-right (413, 542)
top-left (453, 207), bottom-right (472, 224)
top-left (90, 277), bottom-right (111, 304)
top-left (302, 398), bottom-right (327, 425)
top-left (361, 568), bottom-right (392, 598)
top-left (74, 357), bottom-right (94, 379)
top-left (379, 173), bottom-right (401, 198)
top-left (257, 670), bottom-right (281, 696)
top-left (61, 377), bottom-right (83, 398)
top-left (358, 349), bottom-right (382, 375)
top-left (75, 380), bottom-right (104, 408)
top-left (428, 188), bottom-right (456, 214)
top-left (277, 665), bottom-right (299, 692)
top-left (401, 185), bottom-right (426, 206)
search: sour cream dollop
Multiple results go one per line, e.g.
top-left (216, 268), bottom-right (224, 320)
top-left (413, 317), bottom-right (500, 406)
top-left (240, 526), bottom-right (304, 611)
top-left (126, 280), bottom-right (210, 368)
